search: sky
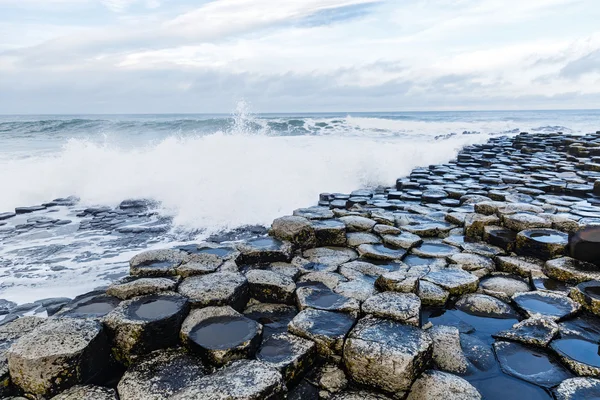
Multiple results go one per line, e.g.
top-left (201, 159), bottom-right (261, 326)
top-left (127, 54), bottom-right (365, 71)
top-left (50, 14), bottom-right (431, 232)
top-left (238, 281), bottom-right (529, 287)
top-left (0, 0), bottom-right (599, 113)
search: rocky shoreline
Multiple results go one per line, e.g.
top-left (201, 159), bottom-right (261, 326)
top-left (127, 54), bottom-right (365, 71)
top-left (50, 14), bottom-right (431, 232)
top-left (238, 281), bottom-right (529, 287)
top-left (2, 131), bottom-right (600, 399)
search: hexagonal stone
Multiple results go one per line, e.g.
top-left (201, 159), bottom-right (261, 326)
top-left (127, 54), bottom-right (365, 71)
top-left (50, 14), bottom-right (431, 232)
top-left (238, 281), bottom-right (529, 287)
top-left (376, 270), bottom-right (420, 293)
top-left (270, 216), bottom-right (317, 249)
top-left (373, 224), bottom-right (401, 235)
top-left (551, 335), bottom-right (600, 377)
top-left (334, 279), bottom-right (377, 302)
top-left (361, 292), bottom-right (421, 326)
top-left (513, 291), bottom-right (580, 321)
top-left (7, 318), bottom-right (110, 398)
top-left (406, 370), bottom-right (481, 400)
top-left (104, 293), bottom-right (189, 363)
top-left (544, 257), bottom-right (600, 283)
top-left (331, 390), bottom-right (393, 400)
top-left (311, 220), bottom-right (347, 247)
top-left (256, 332), bottom-right (316, 384)
top-left (455, 294), bottom-right (517, 318)
top-left (56, 291), bottom-right (121, 319)
top-left (411, 242), bottom-right (460, 258)
top-left (569, 227), bottom-right (600, 265)
top-left (243, 303), bottom-right (298, 339)
top-left (296, 286), bottom-right (360, 314)
top-left (478, 275), bottom-right (530, 302)
top-left (107, 277), bottom-right (178, 300)
top-left (496, 255), bottom-right (544, 278)
top-left (130, 249), bottom-right (188, 277)
top-left (493, 317), bottom-right (558, 347)
top-left (117, 348), bottom-right (206, 400)
top-left (428, 325), bottom-right (469, 374)
top-left (171, 360), bottom-right (286, 400)
top-left (181, 306), bottom-right (262, 366)
top-left (343, 317), bottom-right (432, 394)
top-left (178, 272), bottom-right (249, 311)
top-left (297, 271), bottom-right (346, 289)
top-left (51, 385), bottom-right (117, 400)
top-left (450, 253), bottom-right (494, 276)
top-left (338, 216), bottom-right (377, 232)
top-left (346, 232), bottom-right (381, 247)
top-left (464, 214), bottom-right (500, 239)
top-left (236, 237), bottom-right (293, 264)
top-left (381, 232), bottom-right (422, 250)
top-left (554, 377), bottom-right (600, 400)
top-left (418, 280), bottom-right (449, 306)
top-left (460, 241), bottom-right (505, 258)
top-left (571, 280), bottom-right (600, 315)
top-left (338, 261), bottom-right (394, 280)
top-left (357, 244), bottom-right (406, 261)
top-left (423, 269), bottom-right (479, 295)
top-left (293, 207), bottom-right (335, 220)
top-left (503, 213), bottom-right (551, 232)
top-left (516, 229), bottom-right (569, 259)
top-left (246, 269), bottom-right (296, 304)
top-left (493, 341), bottom-right (573, 388)
top-left (302, 247), bottom-right (358, 267)
top-left (288, 309), bottom-right (355, 358)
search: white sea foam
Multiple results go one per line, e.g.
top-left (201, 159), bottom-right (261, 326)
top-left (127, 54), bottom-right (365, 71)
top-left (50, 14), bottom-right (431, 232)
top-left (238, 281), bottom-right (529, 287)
top-left (0, 131), bottom-right (492, 233)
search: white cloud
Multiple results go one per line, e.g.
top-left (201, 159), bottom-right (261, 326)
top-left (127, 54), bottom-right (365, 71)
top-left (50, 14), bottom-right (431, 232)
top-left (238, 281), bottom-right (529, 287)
top-left (0, 0), bottom-right (599, 112)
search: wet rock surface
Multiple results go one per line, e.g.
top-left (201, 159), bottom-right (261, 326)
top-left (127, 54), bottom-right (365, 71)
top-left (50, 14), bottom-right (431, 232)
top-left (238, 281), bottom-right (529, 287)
top-left (5, 132), bottom-right (600, 399)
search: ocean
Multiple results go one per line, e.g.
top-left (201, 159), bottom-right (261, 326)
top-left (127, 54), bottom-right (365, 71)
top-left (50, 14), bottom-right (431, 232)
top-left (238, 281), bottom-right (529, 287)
top-left (1, 108), bottom-right (599, 305)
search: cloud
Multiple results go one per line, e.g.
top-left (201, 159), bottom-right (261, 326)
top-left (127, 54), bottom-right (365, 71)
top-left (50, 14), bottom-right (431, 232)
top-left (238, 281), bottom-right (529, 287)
top-left (0, 0), bottom-right (599, 113)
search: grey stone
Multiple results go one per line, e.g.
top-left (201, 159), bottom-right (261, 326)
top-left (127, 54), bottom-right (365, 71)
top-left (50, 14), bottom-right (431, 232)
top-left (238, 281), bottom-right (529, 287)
top-left (104, 293), bottom-right (189, 363)
top-left (331, 391), bottom-right (393, 400)
top-left (297, 272), bottom-right (346, 290)
top-left (293, 207), bottom-right (335, 220)
top-left (171, 360), bottom-right (286, 400)
top-left (107, 277), bottom-right (178, 300)
top-left (288, 309), bottom-right (355, 358)
top-left (376, 270), bottom-right (420, 294)
top-left (130, 249), bottom-right (188, 277)
top-left (478, 275), bottom-right (530, 302)
top-left (311, 220), bottom-right (347, 247)
top-left (494, 317), bottom-right (558, 347)
top-left (236, 237), bottom-right (293, 264)
top-left (381, 232), bottom-right (423, 250)
top-left (455, 293), bottom-right (517, 318)
top-left (496, 255), bottom-right (545, 278)
top-left (343, 317), bottom-right (432, 394)
top-left (423, 269), bottom-right (479, 295)
top-left (302, 247), bottom-right (358, 267)
top-left (51, 385), bottom-right (117, 400)
top-left (373, 224), bottom-right (401, 235)
top-left (339, 216), bottom-right (377, 232)
top-left (554, 377), bottom-right (600, 400)
top-left (406, 370), bottom-right (481, 400)
top-left (464, 214), bottom-right (500, 239)
top-left (246, 269), bottom-right (296, 304)
top-left (361, 292), bottom-right (421, 326)
top-left (296, 286), bottom-right (360, 314)
top-left (346, 232), bottom-right (380, 247)
top-left (117, 348), bottom-right (206, 400)
top-left (357, 244), bottom-right (406, 261)
top-left (428, 326), bottom-right (469, 374)
top-left (513, 291), bottom-right (580, 321)
top-left (180, 306), bottom-right (262, 366)
top-left (503, 213), bottom-right (551, 231)
top-left (334, 279), bottom-right (377, 302)
top-left (417, 280), bottom-right (449, 306)
top-left (178, 272), bottom-right (249, 311)
top-left (7, 318), bottom-right (109, 398)
top-left (270, 216), bottom-right (316, 249)
top-left (256, 332), bottom-right (316, 384)
top-left (544, 257), bottom-right (600, 283)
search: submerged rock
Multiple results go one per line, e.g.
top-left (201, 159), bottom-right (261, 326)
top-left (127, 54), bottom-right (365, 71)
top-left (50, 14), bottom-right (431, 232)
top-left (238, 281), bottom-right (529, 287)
top-left (343, 317), bottom-right (432, 395)
top-left (493, 317), bottom-right (559, 347)
top-left (513, 291), bottom-right (580, 321)
top-left (7, 318), bottom-right (110, 398)
top-left (494, 341), bottom-right (573, 388)
top-left (117, 348), bottom-right (206, 400)
top-left (181, 306), bottom-right (262, 366)
top-left (171, 360), bottom-right (286, 400)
